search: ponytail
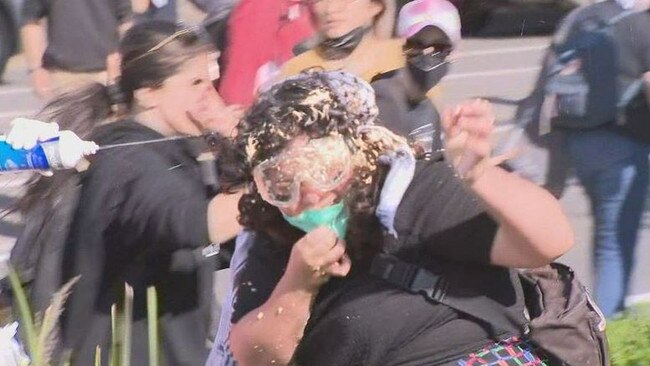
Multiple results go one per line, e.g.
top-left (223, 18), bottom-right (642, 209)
top-left (12, 82), bottom-right (120, 215)
top-left (13, 20), bottom-right (210, 215)
top-left (34, 82), bottom-right (121, 139)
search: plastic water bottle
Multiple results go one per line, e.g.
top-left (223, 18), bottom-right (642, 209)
top-left (0, 131), bottom-right (97, 172)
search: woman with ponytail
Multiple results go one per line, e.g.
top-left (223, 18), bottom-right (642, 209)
top-left (10, 21), bottom-right (243, 365)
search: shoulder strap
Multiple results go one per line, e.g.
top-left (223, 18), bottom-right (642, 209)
top-left (551, 7), bottom-right (638, 70)
top-left (369, 253), bottom-right (526, 337)
top-left (606, 9), bottom-right (638, 26)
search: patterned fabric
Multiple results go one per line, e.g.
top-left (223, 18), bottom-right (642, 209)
top-left (456, 337), bottom-right (549, 366)
top-left (215, 337), bottom-right (546, 366)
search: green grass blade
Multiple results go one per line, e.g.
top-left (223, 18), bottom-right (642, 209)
top-left (95, 346), bottom-right (101, 366)
top-left (109, 304), bottom-right (119, 366)
top-left (147, 286), bottom-right (159, 366)
top-left (7, 267), bottom-right (37, 359)
top-left (120, 284), bottom-right (133, 366)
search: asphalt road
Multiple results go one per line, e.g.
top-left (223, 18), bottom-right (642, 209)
top-left (1, 34), bottom-right (649, 304)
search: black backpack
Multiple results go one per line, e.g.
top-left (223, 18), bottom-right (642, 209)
top-left (370, 254), bottom-right (609, 366)
top-left (541, 8), bottom-right (636, 131)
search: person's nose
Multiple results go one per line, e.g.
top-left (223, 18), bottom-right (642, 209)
top-left (199, 83), bottom-right (217, 104)
top-left (301, 192), bottom-right (323, 208)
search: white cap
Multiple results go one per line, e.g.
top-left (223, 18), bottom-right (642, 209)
top-left (397, 0), bottom-right (462, 46)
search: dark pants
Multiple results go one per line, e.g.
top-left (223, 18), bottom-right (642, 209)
top-left (566, 129), bottom-right (650, 317)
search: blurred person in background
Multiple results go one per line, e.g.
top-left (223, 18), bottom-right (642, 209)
top-left (216, 0), bottom-right (316, 107)
top-left (553, 0), bottom-right (650, 318)
top-left (281, 0), bottom-right (400, 84)
top-left (9, 21), bottom-right (243, 365)
top-left (130, 0), bottom-right (238, 27)
top-left (127, 0), bottom-right (239, 68)
top-left (281, 0), bottom-right (460, 155)
top-left (20, 0), bottom-right (133, 99)
top-left (131, 0), bottom-right (178, 23)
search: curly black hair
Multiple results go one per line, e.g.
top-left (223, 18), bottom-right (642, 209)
top-left (221, 71), bottom-right (409, 263)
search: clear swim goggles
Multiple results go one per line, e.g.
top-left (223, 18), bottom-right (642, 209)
top-left (252, 136), bottom-right (353, 208)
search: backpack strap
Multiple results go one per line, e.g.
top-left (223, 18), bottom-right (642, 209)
top-left (370, 253), bottom-right (449, 302)
top-left (605, 8), bottom-right (637, 26)
top-left (554, 8), bottom-right (637, 65)
top-left (369, 253), bottom-right (525, 337)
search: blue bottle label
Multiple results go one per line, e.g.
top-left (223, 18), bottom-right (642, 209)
top-left (0, 138), bottom-right (60, 171)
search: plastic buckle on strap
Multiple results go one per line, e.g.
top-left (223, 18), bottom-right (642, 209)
top-left (410, 267), bottom-right (448, 303)
top-left (370, 254), bottom-right (448, 302)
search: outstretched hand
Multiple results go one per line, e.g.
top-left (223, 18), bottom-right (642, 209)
top-left (442, 99), bottom-right (511, 184)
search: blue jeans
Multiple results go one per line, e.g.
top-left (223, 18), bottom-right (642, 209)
top-left (566, 130), bottom-right (650, 317)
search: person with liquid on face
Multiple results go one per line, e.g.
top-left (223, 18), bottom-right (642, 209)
top-left (221, 71), bottom-right (574, 365)
top-left (282, 0), bottom-right (395, 80)
top-left (7, 21), bottom-right (243, 365)
top-left (204, 3), bottom-right (459, 362)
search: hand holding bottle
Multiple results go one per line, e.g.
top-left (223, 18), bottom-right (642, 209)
top-left (0, 118), bottom-right (98, 172)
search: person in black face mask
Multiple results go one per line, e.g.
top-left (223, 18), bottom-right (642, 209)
top-left (280, 0), bottom-right (459, 161)
top-left (394, 0), bottom-right (462, 158)
top-left (403, 26), bottom-right (453, 97)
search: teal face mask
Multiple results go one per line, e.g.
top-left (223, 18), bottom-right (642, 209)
top-left (282, 201), bottom-right (349, 239)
